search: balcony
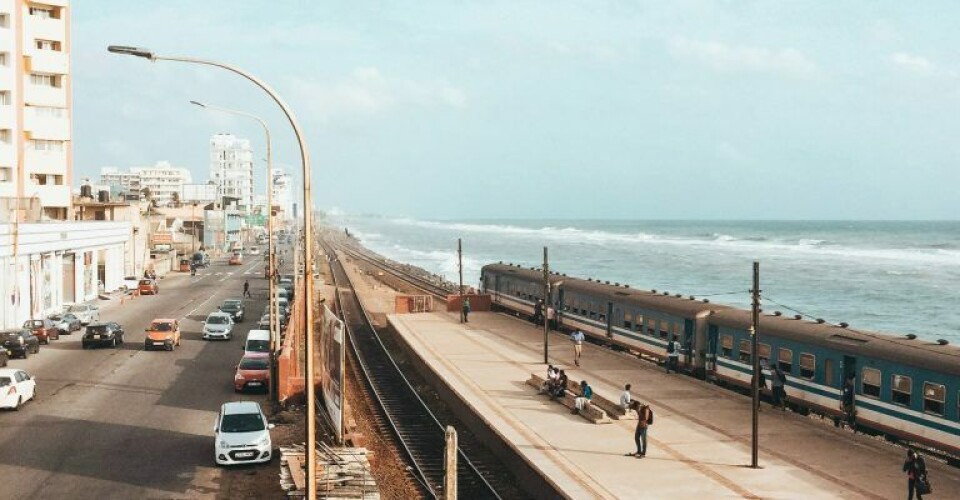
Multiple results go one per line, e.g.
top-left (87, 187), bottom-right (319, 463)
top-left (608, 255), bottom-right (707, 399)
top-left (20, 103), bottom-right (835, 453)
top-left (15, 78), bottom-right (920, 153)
top-left (0, 141), bottom-right (15, 166)
top-left (27, 183), bottom-right (71, 208)
top-left (26, 50), bottom-right (69, 75)
top-left (0, 105), bottom-right (14, 129)
top-left (24, 110), bottom-right (69, 140)
top-left (25, 17), bottom-right (66, 44)
top-left (23, 81), bottom-right (66, 107)
top-left (24, 148), bottom-right (67, 175)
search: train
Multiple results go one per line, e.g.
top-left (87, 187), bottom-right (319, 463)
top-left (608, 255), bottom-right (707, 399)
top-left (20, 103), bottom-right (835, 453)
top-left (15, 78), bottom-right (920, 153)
top-left (480, 262), bottom-right (960, 459)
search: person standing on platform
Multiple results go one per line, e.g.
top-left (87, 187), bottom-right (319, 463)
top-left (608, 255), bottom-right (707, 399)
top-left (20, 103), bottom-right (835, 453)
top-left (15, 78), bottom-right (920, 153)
top-left (903, 449), bottom-right (928, 500)
top-left (533, 299), bottom-right (544, 326)
top-left (771, 363), bottom-right (787, 411)
top-left (620, 384), bottom-right (633, 412)
top-left (243, 280), bottom-right (252, 298)
top-left (627, 401), bottom-right (653, 457)
top-left (665, 335), bottom-right (680, 373)
top-left (461, 296), bottom-right (471, 323)
top-left (571, 329), bottom-right (585, 366)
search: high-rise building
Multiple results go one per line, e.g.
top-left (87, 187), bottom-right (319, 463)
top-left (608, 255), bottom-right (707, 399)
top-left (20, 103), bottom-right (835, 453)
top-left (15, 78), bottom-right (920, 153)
top-left (0, 1), bottom-right (72, 220)
top-left (271, 168), bottom-right (294, 220)
top-left (100, 162), bottom-right (192, 206)
top-left (209, 133), bottom-right (253, 213)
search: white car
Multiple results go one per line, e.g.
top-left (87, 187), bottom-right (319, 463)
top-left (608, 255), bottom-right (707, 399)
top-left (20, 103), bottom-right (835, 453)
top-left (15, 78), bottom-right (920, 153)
top-left (202, 312), bottom-right (234, 340)
top-left (0, 368), bottom-right (37, 410)
top-left (214, 401), bottom-right (274, 465)
top-left (249, 246), bottom-right (260, 256)
top-left (65, 304), bottom-right (100, 325)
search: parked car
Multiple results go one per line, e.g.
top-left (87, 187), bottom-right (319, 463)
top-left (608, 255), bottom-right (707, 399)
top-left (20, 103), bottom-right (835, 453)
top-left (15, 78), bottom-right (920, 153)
top-left (48, 313), bottom-right (82, 334)
top-left (234, 356), bottom-right (270, 392)
top-left (243, 330), bottom-right (271, 358)
top-left (249, 246), bottom-right (260, 256)
top-left (219, 299), bottom-right (245, 322)
top-left (65, 304), bottom-right (100, 325)
top-left (214, 401), bottom-right (274, 465)
top-left (229, 251), bottom-right (243, 265)
top-left (277, 298), bottom-right (290, 316)
top-left (82, 322), bottom-right (125, 349)
top-left (0, 368), bottom-right (36, 410)
top-left (202, 312), bottom-right (234, 341)
top-left (22, 319), bottom-right (59, 344)
top-left (138, 279), bottom-right (159, 295)
top-left (0, 348), bottom-right (7, 367)
top-left (144, 319), bottom-right (181, 351)
top-left (121, 276), bottom-right (141, 291)
top-left (260, 309), bottom-right (287, 328)
top-left (0, 329), bottom-right (40, 359)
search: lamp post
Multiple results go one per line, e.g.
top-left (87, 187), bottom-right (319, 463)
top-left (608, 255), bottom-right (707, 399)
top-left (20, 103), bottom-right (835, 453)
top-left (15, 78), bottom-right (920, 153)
top-left (108, 45), bottom-right (319, 500)
top-left (190, 100), bottom-right (280, 404)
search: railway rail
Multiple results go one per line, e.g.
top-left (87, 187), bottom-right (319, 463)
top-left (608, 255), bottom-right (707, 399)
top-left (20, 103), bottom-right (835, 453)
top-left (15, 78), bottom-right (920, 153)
top-left (333, 240), bottom-right (454, 298)
top-left (323, 240), bottom-right (503, 499)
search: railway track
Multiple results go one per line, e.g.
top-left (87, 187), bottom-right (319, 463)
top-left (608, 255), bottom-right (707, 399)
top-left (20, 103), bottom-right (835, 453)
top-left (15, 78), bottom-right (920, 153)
top-left (323, 240), bottom-right (504, 499)
top-left (333, 241), bottom-right (454, 298)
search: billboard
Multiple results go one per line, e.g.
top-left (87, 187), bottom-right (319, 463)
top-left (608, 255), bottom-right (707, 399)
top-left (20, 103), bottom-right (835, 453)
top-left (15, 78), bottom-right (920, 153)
top-left (320, 304), bottom-right (345, 442)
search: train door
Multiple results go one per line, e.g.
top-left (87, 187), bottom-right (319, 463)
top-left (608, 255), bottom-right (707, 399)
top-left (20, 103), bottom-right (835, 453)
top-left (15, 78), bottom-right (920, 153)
top-left (556, 288), bottom-right (565, 329)
top-left (842, 355), bottom-right (857, 389)
top-left (606, 301), bottom-right (614, 338)
top-left (683, 319), bottom-right (695, 369)
top-left (705, 324), bottom-right (719, 377)
top-left (493, 275), bottom-right (501, 304)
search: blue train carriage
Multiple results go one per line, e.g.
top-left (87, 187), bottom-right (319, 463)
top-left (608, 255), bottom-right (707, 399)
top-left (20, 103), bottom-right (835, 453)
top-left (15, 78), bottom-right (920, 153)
top-left (708, 308), bottom-right (960, 456)
top-left (481, 263), bottom-right (724, 376)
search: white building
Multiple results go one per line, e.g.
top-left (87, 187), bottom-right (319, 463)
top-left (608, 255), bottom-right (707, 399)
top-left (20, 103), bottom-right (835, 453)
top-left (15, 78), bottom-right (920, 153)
top-left (0, 221), bottom-right (128, 328)
top-left (272, 167), bottom-right (294, 220)
top-left (210, 133), bottom-right (253, 213)
top-left (99, 162), bottom-right (192, 206)
top-left (0, 0), bottom-right (73, 221)
top-left (132, 161), bottom-right (191, 206)
top-left (180, 183), bottom-right (217, 205)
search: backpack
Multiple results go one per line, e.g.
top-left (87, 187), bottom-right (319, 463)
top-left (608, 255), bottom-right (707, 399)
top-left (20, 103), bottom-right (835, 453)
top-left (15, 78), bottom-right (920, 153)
top-left (645, 407), bottom-right (654, 425)
top-left (667, 341), bottom-right (676, 354)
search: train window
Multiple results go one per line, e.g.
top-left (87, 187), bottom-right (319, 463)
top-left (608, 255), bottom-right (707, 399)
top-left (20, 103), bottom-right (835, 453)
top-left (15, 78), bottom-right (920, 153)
top-left (635, 314), bottom-right (644, 331)
top-left (923, 383), bottom-right (945, 416)
top-left (721, 335), bottom-right (733, 359)
top-left (623, 312), bottom-right (632, 329)
top-left (758, 344), bottom-right (771, 367)
top-left (799, 353), bottom-right (815, 380)
top-left (891, 374), bottom-right (912, 407)
top-left (599, 313), bottom-right (606, 322)
top-left (738, 340), bottom-right (751, 363)
top-left (659, 326), bottom-right (670, 340)
top-left (778, 348), bottom-right (793, 374)
top-left (824, 359), bottom-right (835, 387)
top-left (861, 368), bottom-right (881, 398)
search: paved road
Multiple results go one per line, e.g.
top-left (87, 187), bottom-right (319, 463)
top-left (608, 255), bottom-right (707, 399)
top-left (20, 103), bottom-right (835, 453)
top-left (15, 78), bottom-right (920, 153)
top-left (0, 255), bottom-right (276, 499)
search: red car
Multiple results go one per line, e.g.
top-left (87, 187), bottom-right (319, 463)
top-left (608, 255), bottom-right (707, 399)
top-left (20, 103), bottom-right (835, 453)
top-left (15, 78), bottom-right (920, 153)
top-left (22, 319), bottom-right (59, 344)
top-left (138, 279), bottom-right (159, 295)
top-left (234, 356), bottom-right (270, 392)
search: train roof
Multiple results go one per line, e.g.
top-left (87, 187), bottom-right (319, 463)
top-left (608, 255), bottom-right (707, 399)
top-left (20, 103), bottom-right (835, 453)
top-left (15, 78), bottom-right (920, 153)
top-left (711, 308), bottom-right (960, 376)
top-left (482, 263), bottom-right (724, 317)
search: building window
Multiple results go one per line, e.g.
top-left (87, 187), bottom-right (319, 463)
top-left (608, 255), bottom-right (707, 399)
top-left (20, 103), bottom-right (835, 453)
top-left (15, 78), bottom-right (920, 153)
top-left (799, 353), bottom-right (815, 380)
top-left (35, 39), bottom-right (62, 51)
top-left (30, 139), bottom-right (64, 151)
top-left (777, 348), bottom-right (793, 374)
top-left (0, 167), bottom-right (12, 182)
top-left (0, 52), bottom-right (8, 66)
top-left (0, 129), bottom-right (10, 143)
top-left (0, 91), bottom-right (11, 105)
top-left (30, 73), bottom-right (61, 88)
top-left (29, 6), bottom-right (58, 19)
top-left (720, 334), bottom-right (733, 359)
top-left (0, 13), bottom-right (10, 28)
top-left (31, 106), bottom-right (65, 117)
top-left (862, 368), bottom-right (881, 398)
top-left (891, 374), bottom-right (912, 407)
top-left (738, 340), bottom-right (751, 363)
top-left (923, 383), bottom-right (945, 416)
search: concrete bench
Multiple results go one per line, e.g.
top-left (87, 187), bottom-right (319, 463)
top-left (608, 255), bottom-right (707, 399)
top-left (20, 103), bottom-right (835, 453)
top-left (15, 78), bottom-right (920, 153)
top-left (526, 375), bottom-right (611, 424)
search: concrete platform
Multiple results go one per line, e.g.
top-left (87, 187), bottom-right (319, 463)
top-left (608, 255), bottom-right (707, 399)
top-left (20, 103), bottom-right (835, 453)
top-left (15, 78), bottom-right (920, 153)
top-left (388, 311), bottom-right (960, 500)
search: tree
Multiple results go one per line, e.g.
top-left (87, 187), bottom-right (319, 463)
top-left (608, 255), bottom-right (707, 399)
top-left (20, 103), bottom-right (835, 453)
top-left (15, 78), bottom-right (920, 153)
top-left (171, 191), bottom-right (181, 208)
top-left (140, 187), bottom-right (152, 202)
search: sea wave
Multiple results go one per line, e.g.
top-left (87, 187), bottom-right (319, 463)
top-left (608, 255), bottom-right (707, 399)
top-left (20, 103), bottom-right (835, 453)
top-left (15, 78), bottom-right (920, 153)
top-left (387, 218), bottom-right (960, 267)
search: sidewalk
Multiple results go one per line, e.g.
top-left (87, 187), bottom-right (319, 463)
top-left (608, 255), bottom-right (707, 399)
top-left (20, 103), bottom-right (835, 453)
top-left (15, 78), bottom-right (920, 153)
top-left (389, 311), bottom-right (958, 499)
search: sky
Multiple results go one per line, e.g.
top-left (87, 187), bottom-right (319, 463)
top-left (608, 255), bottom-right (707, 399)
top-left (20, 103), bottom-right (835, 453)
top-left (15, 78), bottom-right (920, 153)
top-left (72, 1), bottom-right (960, 220)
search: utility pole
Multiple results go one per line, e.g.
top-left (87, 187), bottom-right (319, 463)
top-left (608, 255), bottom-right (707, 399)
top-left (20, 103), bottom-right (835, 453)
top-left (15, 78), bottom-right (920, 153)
top-left (458, 238), bottom-right (464, 323)
top-left (444, 426), bottom-right (458, 500)
top-left (751, 261), bottom-right (760, 469)
top-left (543, 246), bottom-right (549, 365)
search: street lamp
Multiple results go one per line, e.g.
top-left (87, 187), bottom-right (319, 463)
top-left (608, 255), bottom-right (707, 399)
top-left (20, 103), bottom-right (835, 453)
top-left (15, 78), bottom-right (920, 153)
top-left (190, 99), bottom-right (281, 403)
top-left (109, 45), bottom-right (319, 499)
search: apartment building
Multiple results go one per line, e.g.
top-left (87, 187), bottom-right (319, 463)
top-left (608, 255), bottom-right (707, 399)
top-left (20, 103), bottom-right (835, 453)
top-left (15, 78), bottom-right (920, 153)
top-left (0, 0), bottom-right (72, 221)
top-left (272, 167), bottom-right (294, 220)
top-left (99, 161), bottom-right (192, 206)
top-left (210, 133), bottom-right (254, 213)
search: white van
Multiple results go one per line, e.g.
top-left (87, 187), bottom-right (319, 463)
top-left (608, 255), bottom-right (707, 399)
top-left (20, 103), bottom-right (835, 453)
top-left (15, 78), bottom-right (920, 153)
top-left (243, 329), bottom-right (271, 357)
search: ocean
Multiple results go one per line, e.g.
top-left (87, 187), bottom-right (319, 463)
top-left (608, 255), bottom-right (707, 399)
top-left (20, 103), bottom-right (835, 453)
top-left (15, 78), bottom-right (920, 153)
top-left (329, 216), bottom-right (960, 342)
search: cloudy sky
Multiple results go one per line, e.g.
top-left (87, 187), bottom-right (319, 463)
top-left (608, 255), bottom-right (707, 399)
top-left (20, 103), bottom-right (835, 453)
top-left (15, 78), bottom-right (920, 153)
top-left (73, 1), bottom-right (960, 220)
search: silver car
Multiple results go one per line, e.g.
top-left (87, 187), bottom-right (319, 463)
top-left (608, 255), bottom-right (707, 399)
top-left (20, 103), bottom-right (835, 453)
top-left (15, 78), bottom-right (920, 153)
top-left (65, 304), bottom-right (100, 325)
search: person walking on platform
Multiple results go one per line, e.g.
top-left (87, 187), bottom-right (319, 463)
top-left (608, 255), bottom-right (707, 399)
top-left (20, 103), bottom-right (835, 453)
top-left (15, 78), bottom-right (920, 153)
top-left (461, 297), bottom-right (471, 323)
top-left (243, 280), bottom-right (252, 298)
top-left (571, 329), bottom-right (585, 366)
top-left (665, 335), bottom-right (680, 373)
top-left (840, 375), bottom-right (856, 429)
top-left (627, 401), bottom-right (653, 457)
top-left (620, 384), bottom-right (633, 412)
top-left (903, 449), bottom-right (929, 500)
top-left (771, 364), bottom-right (787, 411)
top-left (573, 380), bottom-right (593, 414)
top-left (533, 299), bottom-right (544, 326)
